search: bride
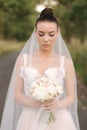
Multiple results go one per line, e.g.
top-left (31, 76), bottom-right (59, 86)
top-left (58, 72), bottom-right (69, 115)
top-left (0, 8), bottom-right (80, 130)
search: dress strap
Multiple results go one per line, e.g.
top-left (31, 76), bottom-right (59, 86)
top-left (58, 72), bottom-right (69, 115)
top-left (60, 56), bottom-right (65, 68)
top-left (23, 53), bottom-right (27, 67)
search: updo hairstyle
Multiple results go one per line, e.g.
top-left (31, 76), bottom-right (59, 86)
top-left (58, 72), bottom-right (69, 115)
top-left (35, 8), bottom-right (59, 29)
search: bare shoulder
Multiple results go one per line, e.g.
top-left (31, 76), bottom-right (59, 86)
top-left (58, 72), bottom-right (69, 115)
top-left (16, 54), bottom-right (24, 67)
top-left (64, 56), bottom-right (75, 79)
top-left (64, 56), bottom-right (74, 70)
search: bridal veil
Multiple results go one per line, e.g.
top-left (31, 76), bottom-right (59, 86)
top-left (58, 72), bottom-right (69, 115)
top-left (0, 9), bottom-right (80, 130)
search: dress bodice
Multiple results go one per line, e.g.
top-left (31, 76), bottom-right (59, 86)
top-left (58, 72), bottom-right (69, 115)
top-left (20, 53), bottom-right (65, 96)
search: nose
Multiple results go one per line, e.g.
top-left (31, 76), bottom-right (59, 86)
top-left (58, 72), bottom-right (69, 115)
top-left (43, 35), bottom-right (49, 42)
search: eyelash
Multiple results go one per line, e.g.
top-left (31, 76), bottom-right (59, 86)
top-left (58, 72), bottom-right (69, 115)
top-left (38, 34), bottom-right (54, 37)
top-left (49, 34), bottom-right (54, 37)
top-left (39, 34), bottom-right (44, 37)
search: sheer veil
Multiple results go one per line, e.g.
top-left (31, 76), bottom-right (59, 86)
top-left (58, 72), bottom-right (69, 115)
top-left (0, 28), bottom-right (80, 130)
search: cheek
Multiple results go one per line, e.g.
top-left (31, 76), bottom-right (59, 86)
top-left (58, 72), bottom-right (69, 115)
top-left (36, 35), bottom-right (43, 45)
top-left (36, 33), bottom-right (41, 42)
top-left (37, 36), bottom-right (42, 43)
top-left (50, 36), bottom-right (57, 44)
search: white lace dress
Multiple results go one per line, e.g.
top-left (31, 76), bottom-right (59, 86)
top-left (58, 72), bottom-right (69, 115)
top-left (16, 54), bottom-right (76, 130)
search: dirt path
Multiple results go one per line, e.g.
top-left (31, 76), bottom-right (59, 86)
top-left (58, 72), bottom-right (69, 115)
top-left (0, 52), bottom-right (87, 130)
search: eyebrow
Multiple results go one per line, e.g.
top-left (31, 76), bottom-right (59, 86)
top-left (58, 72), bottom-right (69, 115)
top-left (38, 31), bottom-right (55, 33)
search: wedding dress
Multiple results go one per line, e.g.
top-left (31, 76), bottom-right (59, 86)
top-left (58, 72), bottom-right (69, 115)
top-left (16, 53), bottom-right (76, 130)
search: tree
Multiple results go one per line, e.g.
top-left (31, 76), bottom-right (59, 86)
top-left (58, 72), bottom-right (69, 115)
top-left (70, 1), bottom-right (87, 43)
top-left (54, 0), bottom-right (87, 43)
top-left (0, 0), bottom-right (87, 41)
top-left (0, 0), bottom-right (38, 40)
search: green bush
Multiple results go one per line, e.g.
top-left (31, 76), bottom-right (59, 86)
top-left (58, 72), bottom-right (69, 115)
top-left (68, 43), bottom-right (87, 85)
top-left (0, 0), bottom-right (37, 40)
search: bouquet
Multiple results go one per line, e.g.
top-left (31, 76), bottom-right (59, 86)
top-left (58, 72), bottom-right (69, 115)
top-left (30, 76), bottom-right (64, 124)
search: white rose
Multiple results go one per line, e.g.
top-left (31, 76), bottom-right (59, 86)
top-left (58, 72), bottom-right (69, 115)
top-left (56, 85), bottom-right (64, 94)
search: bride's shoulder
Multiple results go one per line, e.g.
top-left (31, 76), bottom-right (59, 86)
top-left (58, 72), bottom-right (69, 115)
top-left (64, 57), bottom-right (75, 78)
top-left (64, 56), bottom-right (74, 69)
top-left (16, 54), bottom-right (26, 66)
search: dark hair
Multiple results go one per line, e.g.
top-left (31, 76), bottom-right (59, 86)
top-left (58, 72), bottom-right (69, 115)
top-left (35, 8), bottom-right (59, 28)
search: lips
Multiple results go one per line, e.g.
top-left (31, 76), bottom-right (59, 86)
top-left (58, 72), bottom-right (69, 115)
top-left (42, 44), bottom-right (50, 46)
top-left (42, 44), bottom-right (50, 48)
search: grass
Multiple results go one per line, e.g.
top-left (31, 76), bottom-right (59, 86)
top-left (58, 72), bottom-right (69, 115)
top-left (0, 39), bottom-right (25, 56)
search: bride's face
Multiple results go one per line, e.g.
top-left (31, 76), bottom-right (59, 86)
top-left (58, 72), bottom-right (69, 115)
top-left (35, 21), bottom-right (58, 51)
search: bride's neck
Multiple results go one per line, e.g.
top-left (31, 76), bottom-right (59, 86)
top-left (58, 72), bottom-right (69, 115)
top-left (37, 49), bottom-right (55, 58)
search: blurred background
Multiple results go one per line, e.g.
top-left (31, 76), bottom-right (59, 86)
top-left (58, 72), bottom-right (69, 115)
top-left (0, 0), bottom-right (87, 130)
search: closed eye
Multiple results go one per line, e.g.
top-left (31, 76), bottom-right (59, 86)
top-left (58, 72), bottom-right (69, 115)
top-left (49, 34), bottom-right (54, 37)
top-left (38, 34), bottom-right (44, 37)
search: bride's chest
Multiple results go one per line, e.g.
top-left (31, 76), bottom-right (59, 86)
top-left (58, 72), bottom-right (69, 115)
top-left (20, 66), bottom-right (65, 85)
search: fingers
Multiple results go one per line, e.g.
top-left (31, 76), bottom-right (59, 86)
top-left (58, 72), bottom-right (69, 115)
top-left (32, 100), bottom-right (41, 108)
top-left (42, 100), bottom-right (58, 112)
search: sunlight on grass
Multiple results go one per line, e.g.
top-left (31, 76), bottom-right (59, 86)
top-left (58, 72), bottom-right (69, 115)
top-left (0, 39), bottom-right (25, 56)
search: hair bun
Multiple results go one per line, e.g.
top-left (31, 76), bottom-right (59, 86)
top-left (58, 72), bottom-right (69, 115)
top-left (40, 8), bottom-right (53, 17)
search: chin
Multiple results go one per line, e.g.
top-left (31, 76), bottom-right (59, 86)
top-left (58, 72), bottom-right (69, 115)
top-left (43, 46), bottom-right (50, 49)
top-left (41, 45), bottom-right (52, 50)
top-left (43, 49), bottom-right (52, 52)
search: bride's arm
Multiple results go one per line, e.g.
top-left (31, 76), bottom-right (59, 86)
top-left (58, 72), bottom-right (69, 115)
top-left (14, 56), bottom-right (41, 108)
top-left (42, 58), bottom-right (76, 111)
top-left (57, 57), bottom-right (75, 109)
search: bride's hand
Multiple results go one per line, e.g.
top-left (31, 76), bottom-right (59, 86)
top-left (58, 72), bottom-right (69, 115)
top-left (41, 99), bottom-right (60, 112)
top-left (29, 98), bottom-right (42, 108)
